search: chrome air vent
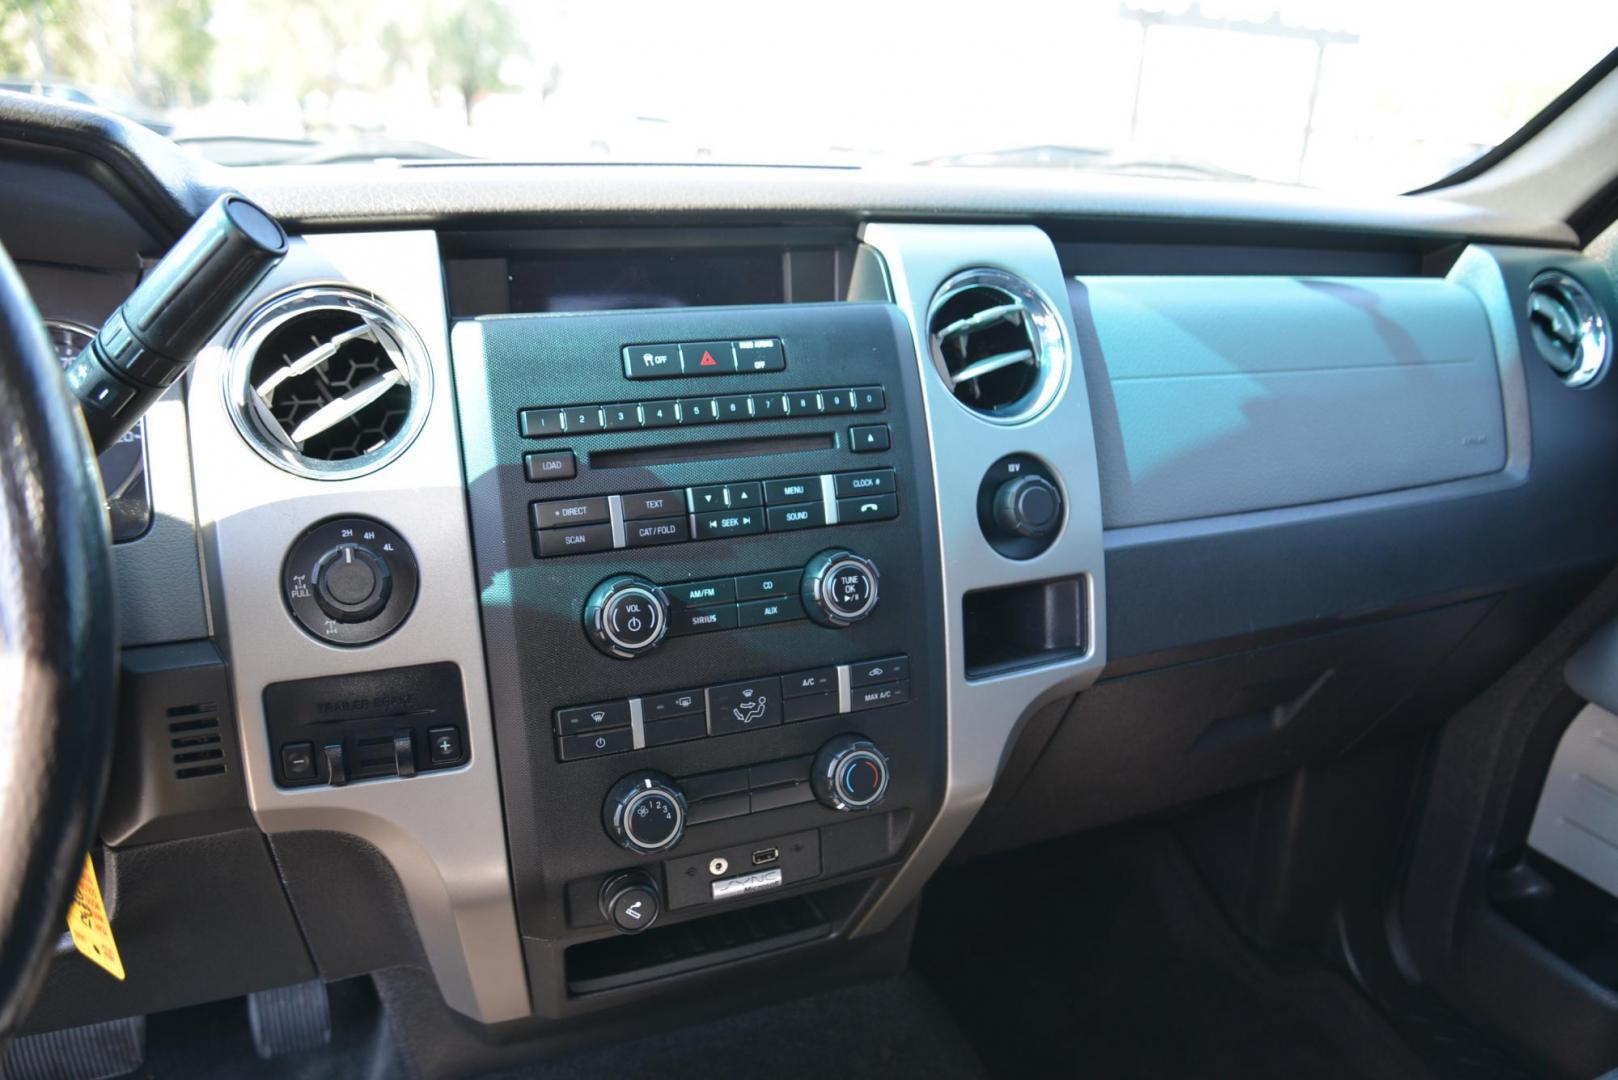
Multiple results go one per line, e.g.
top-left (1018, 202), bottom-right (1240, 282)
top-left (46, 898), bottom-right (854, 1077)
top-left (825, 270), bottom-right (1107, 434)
top-left (927, 268), bottom-right (1068, 423)
top-left (1527, 271), bottom-right (1610, 389)
top-left (227, 288), bottom-right (431, 478)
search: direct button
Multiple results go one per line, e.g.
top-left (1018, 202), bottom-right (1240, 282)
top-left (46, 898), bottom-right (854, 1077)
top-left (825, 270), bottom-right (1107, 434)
top-left (532, 496), bottom-right (610, 530)
top-left (707, 677), bottom-right (782, 736)
top-left (623, 489), bottom-right (685, 520)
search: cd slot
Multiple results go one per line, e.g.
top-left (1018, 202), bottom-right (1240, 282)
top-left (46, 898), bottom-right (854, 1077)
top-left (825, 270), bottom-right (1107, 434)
top-left (592, 432), bottom-right (834, 470)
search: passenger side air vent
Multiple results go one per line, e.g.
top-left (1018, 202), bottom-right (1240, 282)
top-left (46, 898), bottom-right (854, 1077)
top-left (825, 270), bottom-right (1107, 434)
top-left (227, 289), bottom-right (431, 478)
top-left (927, 268), bottom-right (1068, 422)
top-left (1527, 271), bottom-right (1610, 388)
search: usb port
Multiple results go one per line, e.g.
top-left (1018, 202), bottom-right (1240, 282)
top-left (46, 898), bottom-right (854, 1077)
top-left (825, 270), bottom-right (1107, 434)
top-left (751, 847), bottom-right (780, 866)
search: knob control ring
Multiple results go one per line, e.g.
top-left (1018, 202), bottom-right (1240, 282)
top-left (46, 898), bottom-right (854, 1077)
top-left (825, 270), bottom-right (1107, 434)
top-left (976, 453), bottom-right (1064, 560)
top-left (812, 735), bottom-right (891, 812)
top-left (585, 576), bottom-right (671, 659)
top-left (802, 549), bottom-right (882, 627)
top-left (282, 516), bottom-right (419, 646)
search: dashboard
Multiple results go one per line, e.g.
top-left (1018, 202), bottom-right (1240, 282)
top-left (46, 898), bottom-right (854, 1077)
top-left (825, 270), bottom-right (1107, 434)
top-left (5, 91), bottom-right (1618, 1049)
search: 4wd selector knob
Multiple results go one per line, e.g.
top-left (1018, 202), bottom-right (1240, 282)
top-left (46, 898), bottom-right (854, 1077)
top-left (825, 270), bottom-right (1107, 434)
top-left (812, 735), bottom-right (890, 811)
top-left (312, 543), bottom-right (391, 622)
top-left (585, 575), bottom-right (670, 659)
top-left (801, 549), bottom-right (881, 627)
top-left (603, 772), bottom-right (687, 854)
top-left (993, 475), bottom-right (1062, 539)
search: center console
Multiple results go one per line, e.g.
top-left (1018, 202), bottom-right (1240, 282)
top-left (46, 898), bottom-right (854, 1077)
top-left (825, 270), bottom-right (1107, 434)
top-left (451, 300), bottom-right (948, 1014)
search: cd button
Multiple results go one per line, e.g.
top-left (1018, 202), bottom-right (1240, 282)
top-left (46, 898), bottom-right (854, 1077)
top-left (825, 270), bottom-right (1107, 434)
top-left (735, 569), bottom-right (799, 600)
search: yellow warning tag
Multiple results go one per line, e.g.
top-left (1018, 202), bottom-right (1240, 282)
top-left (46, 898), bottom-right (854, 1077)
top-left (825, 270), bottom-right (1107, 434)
top-left (67, 854), bottom-right (125, 981)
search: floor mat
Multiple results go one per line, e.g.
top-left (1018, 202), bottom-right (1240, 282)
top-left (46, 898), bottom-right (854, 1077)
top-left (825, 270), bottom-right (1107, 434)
top-left (485, 974), bottom-right (986, 1080)
top-left (914, 828), bottom-right (1433, 1080)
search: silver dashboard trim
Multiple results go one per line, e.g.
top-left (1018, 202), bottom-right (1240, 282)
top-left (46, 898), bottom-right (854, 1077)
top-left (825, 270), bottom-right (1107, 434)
top-left (851, 224), bottom-right (1109, 934)
top-left (184, 231), bottom-right (529, 1024)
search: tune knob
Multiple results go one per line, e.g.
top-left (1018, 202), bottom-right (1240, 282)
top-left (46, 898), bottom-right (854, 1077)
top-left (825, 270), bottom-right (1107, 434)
top-left (801, 549), bottom-right (881, 627)
top-left (603, 772), bottom-right (688, 854)
top-left (584, 575), bottom-right (671, 659)
top-left (992, 474), bottom-right (1062, 539)
top-left (811, 735), bottom-right (890, 811)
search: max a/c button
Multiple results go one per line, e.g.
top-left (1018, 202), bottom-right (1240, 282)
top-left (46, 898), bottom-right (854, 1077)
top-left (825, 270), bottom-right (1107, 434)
top-left (851, 680), bottom-right (910, 711)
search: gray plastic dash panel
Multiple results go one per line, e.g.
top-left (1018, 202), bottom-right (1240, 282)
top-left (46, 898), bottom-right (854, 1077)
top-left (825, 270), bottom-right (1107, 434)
top-left (1074, 276), bottom-right (1508, 528)
top-left (1529, 703), bottom-right (1618, 901)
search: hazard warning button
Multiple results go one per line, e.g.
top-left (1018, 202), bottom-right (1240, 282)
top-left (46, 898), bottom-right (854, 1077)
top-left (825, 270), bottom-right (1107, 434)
top-left (679, 340), bottom-right (738, 376)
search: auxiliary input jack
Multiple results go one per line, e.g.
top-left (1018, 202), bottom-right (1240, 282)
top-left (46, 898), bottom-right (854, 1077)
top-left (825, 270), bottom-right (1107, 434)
top-left (708, 857), bottom-right (729, 876)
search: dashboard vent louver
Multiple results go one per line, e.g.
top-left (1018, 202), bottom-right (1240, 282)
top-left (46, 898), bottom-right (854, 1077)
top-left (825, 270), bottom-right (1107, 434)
top-left (228, 289), bottom-right (431, 478)
top-left (1527, 271), bottom-right (1610, 389)
top-left (927, 269), bottom-right (1067, 422)
top-left (167, 703), bottom-right (224, 780)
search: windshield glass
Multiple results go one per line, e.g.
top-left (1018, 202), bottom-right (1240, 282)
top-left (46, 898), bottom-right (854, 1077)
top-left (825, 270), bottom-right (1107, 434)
top-left (3, 0), bottom-right (1614, 191)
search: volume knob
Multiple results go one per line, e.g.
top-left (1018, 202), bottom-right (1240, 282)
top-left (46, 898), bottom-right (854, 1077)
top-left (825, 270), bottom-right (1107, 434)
top-left (584, 575), bottom-right (670, 659)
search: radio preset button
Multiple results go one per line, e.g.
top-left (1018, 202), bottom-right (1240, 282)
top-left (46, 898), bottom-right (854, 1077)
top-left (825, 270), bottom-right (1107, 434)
top-left (565, 406), bottom-right (605, 433)
top-left (532, 496), bottom-right (610, 530)
top-left (518, 407), bottom-right (566, 438)
top-left (736, 569), bottom-right (798, 600)
top-left (787, 391), bottom-right (823, 414)
top-left (714, 394), bottom-right (752, 421)
top-left (602, 403), bottom-right (641, 429)
top-left (851, 386), bottom-right (886, 412)
top-left (641, 399), bottom-right (680, 426)
top-left (679, 397), bottom-right (718, 423)
top-left (753, 393), bottom-right (788, 418)
top-left (822, 388), bottom-right (855, 413)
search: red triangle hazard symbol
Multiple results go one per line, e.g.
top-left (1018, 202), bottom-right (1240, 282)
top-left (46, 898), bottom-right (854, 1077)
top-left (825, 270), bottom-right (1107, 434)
top-left (699, 351), bottom-right (718, 366)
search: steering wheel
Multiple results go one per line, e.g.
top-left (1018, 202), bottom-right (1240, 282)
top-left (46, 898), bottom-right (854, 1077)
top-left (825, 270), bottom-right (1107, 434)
top-left (0, 242), bottom-right (118, 1041)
